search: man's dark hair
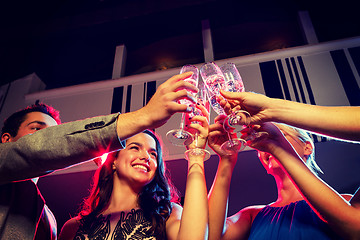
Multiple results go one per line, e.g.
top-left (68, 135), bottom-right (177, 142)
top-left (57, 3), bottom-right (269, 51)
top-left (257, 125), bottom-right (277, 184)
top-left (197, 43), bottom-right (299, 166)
top-left (1, 102), bottom-right (61, 138)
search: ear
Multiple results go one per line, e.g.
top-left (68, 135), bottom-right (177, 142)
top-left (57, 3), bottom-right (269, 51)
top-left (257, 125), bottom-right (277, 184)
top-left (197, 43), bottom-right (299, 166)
top-left (303, 141), bottom-right (313, 158)
top-left (1, 133), bottom-right (12, 143)
top-left (112, 159), bottom-right (117, 170)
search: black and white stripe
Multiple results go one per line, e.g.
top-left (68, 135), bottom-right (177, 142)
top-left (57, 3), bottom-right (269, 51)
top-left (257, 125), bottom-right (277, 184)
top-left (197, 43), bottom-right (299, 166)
top-left (260, 57), bottom-right (326, 142)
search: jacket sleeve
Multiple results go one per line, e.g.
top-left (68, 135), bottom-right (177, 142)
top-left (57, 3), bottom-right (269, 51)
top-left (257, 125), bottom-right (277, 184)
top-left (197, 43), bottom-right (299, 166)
top-left (0, 113), bottom-right (125, 184)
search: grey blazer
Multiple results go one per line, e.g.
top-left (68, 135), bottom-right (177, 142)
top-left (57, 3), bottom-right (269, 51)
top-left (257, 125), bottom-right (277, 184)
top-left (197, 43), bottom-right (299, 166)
top-left (0, 113), bottom-right (124, 240)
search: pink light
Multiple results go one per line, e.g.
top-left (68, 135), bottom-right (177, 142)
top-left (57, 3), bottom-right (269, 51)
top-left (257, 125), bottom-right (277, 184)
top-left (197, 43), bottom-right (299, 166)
top-left (100, 153), bottom-right (109, 165)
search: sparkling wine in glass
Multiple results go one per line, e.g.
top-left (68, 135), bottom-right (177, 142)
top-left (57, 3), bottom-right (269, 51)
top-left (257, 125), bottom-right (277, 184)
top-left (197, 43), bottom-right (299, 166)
top-left (184, 81), bottom-right (211, 161)
top-left (220, 63), bottom-right (251, 132)
top-left (166, 65), bottom-right (199, 146)
top-left (200, 62), bottom-right (246, 153)
top-left (220, 63), bottom-right (268, 141)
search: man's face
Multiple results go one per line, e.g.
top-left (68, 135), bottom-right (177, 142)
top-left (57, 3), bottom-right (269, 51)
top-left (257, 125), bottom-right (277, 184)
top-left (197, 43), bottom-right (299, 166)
top-left (3, 111), bottom-right (58, 142)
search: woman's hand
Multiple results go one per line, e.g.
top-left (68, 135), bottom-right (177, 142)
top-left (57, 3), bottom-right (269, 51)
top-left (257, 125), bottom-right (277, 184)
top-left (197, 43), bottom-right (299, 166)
top-left (219, 91), bottom-right (274, 125)
top-left (208, 115), bottom-right (238, 158)
top-left (241, 122), bottom-right (289, 154)
top-left (184, 104), bottom-right (209, 150)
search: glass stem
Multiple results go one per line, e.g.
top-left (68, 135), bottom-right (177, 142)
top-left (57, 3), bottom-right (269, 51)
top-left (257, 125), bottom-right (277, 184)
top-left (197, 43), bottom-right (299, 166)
top-left (179, 112), bottom-right (186, 135)
top-left (227, 132), bottom-right (234, 146)
top-left (194, 132), bottom-right (199, 148)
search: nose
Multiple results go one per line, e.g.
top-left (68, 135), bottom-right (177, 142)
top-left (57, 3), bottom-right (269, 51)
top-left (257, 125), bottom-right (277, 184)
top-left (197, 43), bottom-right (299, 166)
top-left (140, 150), bottom-right (151, 162)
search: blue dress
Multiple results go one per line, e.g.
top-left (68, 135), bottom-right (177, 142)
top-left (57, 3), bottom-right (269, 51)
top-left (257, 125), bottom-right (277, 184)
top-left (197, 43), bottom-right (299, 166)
top-left (248, 200), bottom-right (343, 240)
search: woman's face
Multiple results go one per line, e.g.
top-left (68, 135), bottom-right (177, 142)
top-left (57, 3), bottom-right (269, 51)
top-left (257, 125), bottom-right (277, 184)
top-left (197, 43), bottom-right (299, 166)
top-left (113, 132), bottom-right (158, 189)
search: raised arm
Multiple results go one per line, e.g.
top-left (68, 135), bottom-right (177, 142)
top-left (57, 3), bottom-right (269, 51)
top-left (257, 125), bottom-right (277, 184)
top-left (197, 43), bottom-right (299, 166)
top-left (206, 115), bottom-right (253, 240)
top-left (166, 113), bottom-right (209, 240)
top-left (0, 113), bottom-right (123, 184)
top-left (0, 72), bottom-right (197, 184)
top-left (246, 123), bottom-right (360, 239)
top-left (220, 91), bottom-right (360, 142)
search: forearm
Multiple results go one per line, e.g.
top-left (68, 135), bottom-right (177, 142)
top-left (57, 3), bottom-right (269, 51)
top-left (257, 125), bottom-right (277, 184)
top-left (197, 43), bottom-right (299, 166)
top-left (269, 100), bottom-right (360, 141)
top-left (272, 147), bottom-right (360, 238)
top-left (115, 108), bottom-right (153, 141)
top-left (178, 157), bottom-right (208, 240)
top-left (208, 157), bottom-right (236, 240)
top-left (0, 113), bottom-right (123, 183)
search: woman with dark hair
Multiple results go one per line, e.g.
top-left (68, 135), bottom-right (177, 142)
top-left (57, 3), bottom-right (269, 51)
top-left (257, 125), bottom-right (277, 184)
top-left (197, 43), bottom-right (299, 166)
top-left (59, 117), bottom-right (209, 240)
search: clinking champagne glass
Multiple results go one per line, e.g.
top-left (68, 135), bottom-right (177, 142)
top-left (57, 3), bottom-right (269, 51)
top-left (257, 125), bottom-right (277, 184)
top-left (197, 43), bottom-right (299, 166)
top-left (200, 62), bottom-right (246, 153)
top-left (220, 63), bottom-right (251, 132)
top-left (220, 63), bottom-right (268, 141)
top-left (166, 65), bottom-right (198, 146)
top-left (184, 81), bottom-right (211, 161)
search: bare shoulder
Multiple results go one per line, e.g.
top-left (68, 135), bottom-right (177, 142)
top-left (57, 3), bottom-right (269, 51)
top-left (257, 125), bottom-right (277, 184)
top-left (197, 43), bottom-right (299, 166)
top-left (227, 205), bottom-right (266, 226)
top-left (58, 217), bottom-right (81, 240)
top-left (223, 205), bottom-right (266, 240)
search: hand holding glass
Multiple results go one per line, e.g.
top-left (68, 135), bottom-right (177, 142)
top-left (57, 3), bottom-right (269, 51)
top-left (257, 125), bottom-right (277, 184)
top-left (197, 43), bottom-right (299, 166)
top-left (220, 63), bottom-right (268, 141)
top-left (220, 63), bottom-right (251, 132)
top-left (166, 65), bottom-right (198, 146)
top-left (184, 82), bottom-right (211, 161)
top-left (200, 62), bottom-right (246, 153)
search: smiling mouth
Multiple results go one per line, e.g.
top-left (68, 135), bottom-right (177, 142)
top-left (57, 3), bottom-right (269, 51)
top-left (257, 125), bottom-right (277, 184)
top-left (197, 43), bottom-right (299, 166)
top-left (132, 164), bottom-right (149, 172)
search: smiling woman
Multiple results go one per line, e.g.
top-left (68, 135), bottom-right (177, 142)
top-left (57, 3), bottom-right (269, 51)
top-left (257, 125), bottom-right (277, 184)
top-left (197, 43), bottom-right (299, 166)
top-left (59, 130), bottom-right (174, 239)
top-left (112, 132), bottom-right (159, 191)
top-left (58, 128), bottom-right (209, 240)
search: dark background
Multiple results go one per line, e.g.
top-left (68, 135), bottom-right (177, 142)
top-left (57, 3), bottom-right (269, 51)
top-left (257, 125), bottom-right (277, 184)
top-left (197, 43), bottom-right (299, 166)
top-left (1, 0), bottom-right (359, 89)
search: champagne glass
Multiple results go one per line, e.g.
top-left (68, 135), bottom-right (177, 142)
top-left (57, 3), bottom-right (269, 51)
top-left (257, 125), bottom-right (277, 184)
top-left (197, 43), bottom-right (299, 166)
top-left (184, 81), bottom-right (211, 161)
top-left (220, 63), bottom-right (251, 132)
top-left (200, 62), bottom-right (246, 153)
top-left (220, 63), bottom-right (267, 140)
top-left (166, 65), bottom-right (199, 146)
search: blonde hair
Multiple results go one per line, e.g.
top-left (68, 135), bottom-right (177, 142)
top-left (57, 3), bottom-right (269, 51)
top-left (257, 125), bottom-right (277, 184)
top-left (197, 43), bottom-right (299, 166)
top-left (276, 123), bottom-right (323, 175)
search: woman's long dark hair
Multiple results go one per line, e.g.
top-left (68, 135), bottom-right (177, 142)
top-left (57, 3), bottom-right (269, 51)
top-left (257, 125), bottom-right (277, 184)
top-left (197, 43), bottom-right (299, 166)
top-left (78, 130), bottom-right (179, 239)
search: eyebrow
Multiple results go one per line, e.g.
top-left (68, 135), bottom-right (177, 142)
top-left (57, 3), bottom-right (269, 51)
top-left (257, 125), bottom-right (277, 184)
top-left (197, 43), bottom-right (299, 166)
top-left (26, 121), bottom-right (47, 127)
top-left (128, 142), bottom-right (157, 153)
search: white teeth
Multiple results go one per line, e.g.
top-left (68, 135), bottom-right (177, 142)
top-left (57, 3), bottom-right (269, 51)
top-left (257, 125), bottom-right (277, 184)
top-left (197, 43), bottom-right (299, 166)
top-left (133, 165), bottom-right (148, 172)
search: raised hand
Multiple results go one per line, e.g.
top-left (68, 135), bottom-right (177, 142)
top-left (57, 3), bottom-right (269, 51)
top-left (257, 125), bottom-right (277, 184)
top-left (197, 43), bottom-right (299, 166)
top-left (141, 72), bottom-right (198, 129)
top-left (185, 104), bottom-right (209, 150)
top-left (116, 72), bottom-right (198, 141)
top-left (208, 115), bottom-right (238, 158)
top-left (220, 91), bottom-right (274, 125)
top-left (241, 122), bottom-right (292, 154)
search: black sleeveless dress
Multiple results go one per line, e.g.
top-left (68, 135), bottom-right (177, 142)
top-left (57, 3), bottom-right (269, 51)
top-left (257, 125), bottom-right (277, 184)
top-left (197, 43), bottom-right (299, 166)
top-left (74, 208), bottom-right (156, 240)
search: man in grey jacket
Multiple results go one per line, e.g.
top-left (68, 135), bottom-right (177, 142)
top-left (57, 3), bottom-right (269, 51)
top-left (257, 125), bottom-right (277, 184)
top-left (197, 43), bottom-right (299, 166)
top-left (0, 72), bottom-right (196, 240)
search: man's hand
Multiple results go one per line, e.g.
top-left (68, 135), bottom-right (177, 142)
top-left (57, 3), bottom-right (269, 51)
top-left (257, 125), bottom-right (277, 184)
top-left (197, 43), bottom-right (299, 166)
top-left (140, 72), bottom-right (198, 129)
